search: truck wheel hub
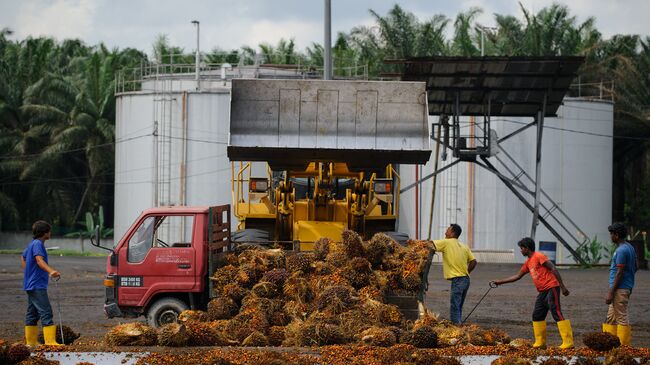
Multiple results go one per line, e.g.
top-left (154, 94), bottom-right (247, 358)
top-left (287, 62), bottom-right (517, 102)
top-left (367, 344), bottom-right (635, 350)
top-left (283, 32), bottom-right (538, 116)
top-left (159, 310), bottom-right (178, 325)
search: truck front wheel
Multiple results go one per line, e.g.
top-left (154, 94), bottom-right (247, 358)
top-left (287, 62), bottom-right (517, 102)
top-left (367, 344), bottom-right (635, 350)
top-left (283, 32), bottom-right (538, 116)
top-left (146, 297), bottom-right (189, 328)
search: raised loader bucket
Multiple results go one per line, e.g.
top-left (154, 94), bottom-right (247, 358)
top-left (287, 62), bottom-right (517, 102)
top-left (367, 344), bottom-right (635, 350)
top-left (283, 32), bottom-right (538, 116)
top-left (228, 79), bottom-right (431, 170)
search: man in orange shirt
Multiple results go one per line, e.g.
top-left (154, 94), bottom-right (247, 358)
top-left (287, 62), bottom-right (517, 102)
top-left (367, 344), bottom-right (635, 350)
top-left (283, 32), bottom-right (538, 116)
top-left (491, 237), bottom-right (573, 349)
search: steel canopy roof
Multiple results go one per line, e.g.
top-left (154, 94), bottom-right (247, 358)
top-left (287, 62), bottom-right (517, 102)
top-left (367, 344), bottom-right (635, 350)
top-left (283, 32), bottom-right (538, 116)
top-left (388, 56), bottom-right (584, 117)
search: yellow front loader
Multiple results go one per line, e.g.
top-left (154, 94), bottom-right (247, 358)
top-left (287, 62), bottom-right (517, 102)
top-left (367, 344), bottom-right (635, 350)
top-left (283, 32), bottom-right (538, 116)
top-left (227, 79), bottom-right (430, 250)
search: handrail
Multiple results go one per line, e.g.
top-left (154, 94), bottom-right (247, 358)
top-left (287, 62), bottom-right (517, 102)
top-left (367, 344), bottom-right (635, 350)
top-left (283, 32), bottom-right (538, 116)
top-left (115, 61), bottom-right (370, 93)
top-left (232, 162), bottom-right (251, 219)
top-left (391, 166), bottom-right (401, 217)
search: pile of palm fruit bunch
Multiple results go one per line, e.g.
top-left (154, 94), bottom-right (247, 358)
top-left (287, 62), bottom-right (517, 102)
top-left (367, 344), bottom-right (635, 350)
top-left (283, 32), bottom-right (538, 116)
top-left (0, 339), bottom-right (31, 364)
top-left (202, 229), bottom-right (511, 348)
top-left (103, 229), bottom-right (517, 349)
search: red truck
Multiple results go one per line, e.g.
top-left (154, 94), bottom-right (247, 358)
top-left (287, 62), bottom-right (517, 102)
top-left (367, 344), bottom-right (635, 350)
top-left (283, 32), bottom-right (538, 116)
top-left (94, 205), bottom-right (231, 327)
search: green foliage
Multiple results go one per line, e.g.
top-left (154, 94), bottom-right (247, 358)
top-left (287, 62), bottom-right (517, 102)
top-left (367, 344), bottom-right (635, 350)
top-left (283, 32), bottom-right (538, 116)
top-left (1, 3), bottom-right (650, 237)
top-left (572, 236), bottom-right (614, 268)
top-left (64, 205), bottom-right (113, 239)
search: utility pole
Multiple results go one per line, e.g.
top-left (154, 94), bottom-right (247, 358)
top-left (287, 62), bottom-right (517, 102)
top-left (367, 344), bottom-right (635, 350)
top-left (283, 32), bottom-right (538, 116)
top-left (477, 26), bottom-right (497, 56)
top-left (192, 20), bottom-right (200, 90)
top-left (324, 0), bottom-right (332, 80)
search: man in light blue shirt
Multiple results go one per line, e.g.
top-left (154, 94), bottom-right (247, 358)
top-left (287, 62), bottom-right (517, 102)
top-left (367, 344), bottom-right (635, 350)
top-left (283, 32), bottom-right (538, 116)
top-left (602, 222), bottom-right (637, 346)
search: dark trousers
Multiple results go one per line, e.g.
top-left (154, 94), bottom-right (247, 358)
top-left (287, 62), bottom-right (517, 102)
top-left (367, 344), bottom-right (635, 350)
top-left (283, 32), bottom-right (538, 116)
top-left (532, 286), bottom-right (565, 322)
top-left (25, 289), bottom-right (54, 326)
top-left (450, 276), bottom-right (470, 324)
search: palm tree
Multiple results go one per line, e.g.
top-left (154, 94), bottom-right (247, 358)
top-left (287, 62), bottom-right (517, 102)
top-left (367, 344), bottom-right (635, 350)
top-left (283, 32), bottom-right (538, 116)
top-left (20, 50), bottom-right (121, 225)
top-left (370, 5), bottom-right (419, 59)
top-left (451, 7), bottom-right (482, 56)
top-left (418, 14), bottom-right (450, 56)
top-left (519, 2), bottom-right (596, 56)
top-left (0, 36), bottom-right (58, 228)
top-left (258, 38), bottom-right (298, 65)
top-left (493, 15), bottom-right (526, 55)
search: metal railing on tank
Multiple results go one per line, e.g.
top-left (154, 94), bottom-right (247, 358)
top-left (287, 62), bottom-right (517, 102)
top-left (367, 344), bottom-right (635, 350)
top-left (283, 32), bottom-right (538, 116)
top-left (114, 53), bottom-right (369, 94)
top-left (568, 79), bottom-right (615, 101)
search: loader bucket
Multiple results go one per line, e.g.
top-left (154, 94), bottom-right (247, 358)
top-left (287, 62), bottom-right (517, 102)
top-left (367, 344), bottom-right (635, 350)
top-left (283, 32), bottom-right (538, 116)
top-left (228, 79), bottom-right (431, 170)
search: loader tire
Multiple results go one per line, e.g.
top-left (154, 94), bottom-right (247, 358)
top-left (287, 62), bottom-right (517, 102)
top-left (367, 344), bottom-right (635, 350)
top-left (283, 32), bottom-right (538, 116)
top-left (381, 231), bottom-right (410, 246)
top-left (231, 229), bottom-right (272, 249)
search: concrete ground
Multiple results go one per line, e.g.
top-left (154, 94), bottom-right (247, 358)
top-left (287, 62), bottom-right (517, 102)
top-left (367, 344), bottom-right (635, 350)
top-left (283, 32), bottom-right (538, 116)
top-left (0, 255), bottom-right (648, 347)
top-left (425, 261), bottom-right (650, 347)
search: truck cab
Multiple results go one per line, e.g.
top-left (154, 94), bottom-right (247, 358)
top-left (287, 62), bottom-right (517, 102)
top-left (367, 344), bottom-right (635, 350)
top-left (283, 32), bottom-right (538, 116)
top-left (101, 205), bottom-right (230, 327)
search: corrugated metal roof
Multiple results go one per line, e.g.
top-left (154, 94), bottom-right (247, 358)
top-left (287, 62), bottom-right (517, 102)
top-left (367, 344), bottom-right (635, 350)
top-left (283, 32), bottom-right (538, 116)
top-left (389, 56), bottom-right (584, 117)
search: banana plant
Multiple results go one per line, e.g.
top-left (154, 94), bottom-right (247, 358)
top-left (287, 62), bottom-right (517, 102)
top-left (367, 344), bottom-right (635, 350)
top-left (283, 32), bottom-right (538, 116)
top-left (65, 205), bottom-right (113, 238)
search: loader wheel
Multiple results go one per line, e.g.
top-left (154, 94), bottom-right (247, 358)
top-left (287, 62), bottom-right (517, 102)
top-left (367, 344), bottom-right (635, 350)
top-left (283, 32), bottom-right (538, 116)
top-left (381, 231), bottom-right (410, 246)
top-left (146, 297), bottom-right (189, 328)
top-left (231, 229), bottom-right (271, 248)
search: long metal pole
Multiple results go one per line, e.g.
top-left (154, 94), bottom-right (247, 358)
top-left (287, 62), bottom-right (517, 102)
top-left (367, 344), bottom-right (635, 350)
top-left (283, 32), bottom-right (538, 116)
top-left (324, 0), bottom-right (332, 80)
top-left (530, 93), bottom-right (547, 239)
top-left (427, 123), bottom-right (443, 240)
top-left (192, 20), bottom-right (200, 89)
top-left (400, 159), bottom-right (460, 194)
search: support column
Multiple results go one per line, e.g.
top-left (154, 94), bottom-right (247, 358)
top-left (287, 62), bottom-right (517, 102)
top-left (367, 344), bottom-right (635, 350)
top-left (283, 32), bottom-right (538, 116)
top-left (530, 93), bottom-right (547, 239)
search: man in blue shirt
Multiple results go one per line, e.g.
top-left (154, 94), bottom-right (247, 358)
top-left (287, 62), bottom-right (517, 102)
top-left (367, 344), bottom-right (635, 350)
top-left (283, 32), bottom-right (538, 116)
top-left (602, 222), bottom-right (637, 346)
top-left (21, 220), bottom-right (61, 346)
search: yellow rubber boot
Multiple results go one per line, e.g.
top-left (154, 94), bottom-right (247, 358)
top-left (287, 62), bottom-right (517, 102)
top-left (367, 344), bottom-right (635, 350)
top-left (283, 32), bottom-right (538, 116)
top-left (602, 323), bottom-right (617, 336)
top-left (532, 321), bottom-right (547, 349)
top-left (24, 325), bottom-right (39, 347)
top-left (43, 325), bottom-right (61, 346)
top-left (617, 325), bottom-right (631, 346)
top-left (556, 319), bottom-right (574, 349)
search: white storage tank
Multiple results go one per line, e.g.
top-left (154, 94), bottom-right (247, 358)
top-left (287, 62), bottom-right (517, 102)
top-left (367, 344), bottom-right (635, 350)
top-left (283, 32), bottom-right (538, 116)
top-left (114, 65), bottom-right (315, 243)
top-left (114, 86), bottom-right (231, 243)
top-left (398, 98), bottom-right (613, 264)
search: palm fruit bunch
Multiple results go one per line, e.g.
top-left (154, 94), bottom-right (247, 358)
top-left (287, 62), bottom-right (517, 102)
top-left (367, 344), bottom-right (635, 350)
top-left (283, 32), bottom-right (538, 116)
top-left (605, 348), bottom-right (637, 365)
top-left (582, 331), bottom-right (621, 351)
top-left (178, 310), bottom-right (209, 323)
top-left (364, 232), bottom-right (391, 269)
top-left (404, 325), bottom-right (438, 348)
top-left (360, 326), bottom-right (397, 347)
top-left (157, 323), bottom-right (189, 347)
top-left (242, 331), bottom-right (268, 347)
top-left (207, 297), bottom-right (239, 320)
top-left (251, 281), bottom-right (279, 298)
top-left (6, 343), bottom-right (30, 364)
top-left (285, 252), bottom-right (314, 273)
top-left (342, 229), bottom-right (366, 258)
top-left (539, 359), bottom-right (569, 365)
top-left (104, 322), bottom-right (157, 346)
top-left (261, 268), bottom-right (290, 287)
top-left (491, 357), bottom-right (533, 365)
top-left (185, 320), bottom-right (225, 346)
top-left (313, 237), bottom-right (332, 260)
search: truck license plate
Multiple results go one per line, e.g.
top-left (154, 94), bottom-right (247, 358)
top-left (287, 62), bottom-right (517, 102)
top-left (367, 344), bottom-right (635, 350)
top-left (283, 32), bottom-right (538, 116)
top-left (119, 276), bottom-right (144, 287)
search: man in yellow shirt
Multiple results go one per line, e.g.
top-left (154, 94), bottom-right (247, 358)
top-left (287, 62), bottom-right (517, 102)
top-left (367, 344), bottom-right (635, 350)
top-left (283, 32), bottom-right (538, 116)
top-left (432, 224), bottom-right (477, 324)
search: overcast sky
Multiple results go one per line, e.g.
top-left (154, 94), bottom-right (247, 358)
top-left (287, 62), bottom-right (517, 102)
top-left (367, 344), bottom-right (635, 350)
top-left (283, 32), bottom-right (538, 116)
top-left (1, 0), bottom-right (649, 56)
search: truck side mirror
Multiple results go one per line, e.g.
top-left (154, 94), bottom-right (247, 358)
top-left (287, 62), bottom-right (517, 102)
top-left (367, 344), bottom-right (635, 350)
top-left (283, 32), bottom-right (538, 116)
top-left (90, 225), bottom-right (113, 253)
top-left (90, 225), bottom-right (101, 247)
